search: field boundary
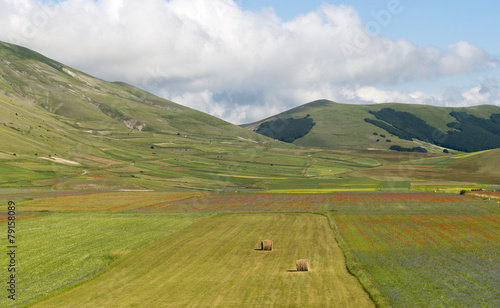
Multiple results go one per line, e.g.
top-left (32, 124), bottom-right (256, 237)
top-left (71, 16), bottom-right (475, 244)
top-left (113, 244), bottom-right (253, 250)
top-left (326, 213), bottom-right (389, 308)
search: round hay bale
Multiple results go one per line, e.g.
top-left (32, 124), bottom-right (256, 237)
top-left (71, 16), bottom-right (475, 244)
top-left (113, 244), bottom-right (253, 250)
top-left (261, 240), bottom-right (273, 251)
top-left (296, 259), bottom-right (310, 271)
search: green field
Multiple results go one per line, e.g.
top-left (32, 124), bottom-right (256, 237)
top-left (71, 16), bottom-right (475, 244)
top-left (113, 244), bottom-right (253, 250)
top-left (1, 192), bottom-right (499, 307)
top-left (2, 40), bottom-right (500, 308)
top-left (32, 213), bottom-right (373, 307)
top-left (1, 211), bottom-right (209, 307)
top-left (330, 200), bottom-right (500, 307)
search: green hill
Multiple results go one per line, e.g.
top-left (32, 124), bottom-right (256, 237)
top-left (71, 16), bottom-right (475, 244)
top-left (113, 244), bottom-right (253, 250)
top-left (1, 41), bottom-right (500, 192)
top-left (244, 100), bottom-right (500, 153)
top-left (0, 41), bottom-right (278, 190)
top-left (0, 41), bottom-right (263, 141)
top-left (345, 148), bottom-right (500, 185)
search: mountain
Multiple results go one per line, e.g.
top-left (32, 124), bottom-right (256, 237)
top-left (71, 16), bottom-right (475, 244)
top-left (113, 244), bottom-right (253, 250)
top-left (0, 41), bottom-right (264, 140)
top-left (0, 41), bottom-right (277, 190)
top-left (0, 41), bottom-right (272, 155)
top-left (244, 99), bottom-right (500, 153)
top-left (2, 41), bottom-right (500, 191)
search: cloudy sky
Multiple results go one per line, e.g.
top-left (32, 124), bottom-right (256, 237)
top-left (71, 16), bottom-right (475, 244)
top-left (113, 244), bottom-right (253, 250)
top-left (1, 0), bottom-right (499, 124)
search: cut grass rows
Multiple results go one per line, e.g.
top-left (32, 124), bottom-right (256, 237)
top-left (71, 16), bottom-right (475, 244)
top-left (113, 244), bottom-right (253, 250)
top-left (1, 212), bottom-right (208, 307)
top-left (33, 213), bottom-right (374, 307)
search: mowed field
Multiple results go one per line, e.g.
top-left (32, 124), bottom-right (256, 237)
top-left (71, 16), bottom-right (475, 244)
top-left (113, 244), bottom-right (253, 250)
top-left (33, 213), bottom-right (373, 307)
top-left (2, 191), bottom-right (500, 307)
top-left (0, 211), bottom-right (209, 307)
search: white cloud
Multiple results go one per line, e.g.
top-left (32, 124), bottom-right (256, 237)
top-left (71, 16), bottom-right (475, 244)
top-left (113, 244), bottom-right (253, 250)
top-left (439, 41), bottom-right (489, 76)
top-left (0, 0), bottom-right (498, 123)
top-left (332, 83), bottom-right (500, 109)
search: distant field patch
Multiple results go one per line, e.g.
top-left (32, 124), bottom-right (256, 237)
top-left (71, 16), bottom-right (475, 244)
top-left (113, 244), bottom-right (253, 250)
top-left (265, 187), bottom-right (378, 193)
top-left (39, 156), bottom-right (80, 165)
top-left (18, 191), bottom-right (478, 213)
top-left (20, 191), bottom-right (198, 212)
top-left (470, 191), bottom-right (500, 200)
top-left (217, 174), bottom-right (286, 179)
top-left (72, 152), bottom-right (121, 166)
top-left (53, 177), bottom-right (148, 191)
top-left (410, 181), bottom-right (480, 192)
top-left (132, 192), bottom-right (474, 212)
top-left (450, 150), bottom-right (491, 159)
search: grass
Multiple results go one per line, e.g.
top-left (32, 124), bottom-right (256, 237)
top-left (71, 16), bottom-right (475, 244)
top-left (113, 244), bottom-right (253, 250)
top-left (0, 163), bottom-right (48, 186)
top-left (329, 200), bottom-right (500, 307)
top-left (33, 213), bottom-right (374, 307)
top-left (14, 191), bottom-right (476, 213)
top-left (1, 211), bottom-right (209, 307)
top-left (265, 187), bottom-right (378, 193)
top-left (2, 40), bottom-right (500, 307)
top-left (2, 191), bottom-right (499, 307)
top-left (18, 191), bottom-right (198, 212)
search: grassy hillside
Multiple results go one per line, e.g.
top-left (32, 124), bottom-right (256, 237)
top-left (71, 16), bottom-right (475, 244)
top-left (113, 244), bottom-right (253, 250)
top-left (0, 41), bottom-right (285, 191)
top-left (244, 100), bottom-right (500, 153)
top-left (0, 41), bottom-right (255, 138)
top-left (347, 148), bottom-right (500, 186)
top-left (1, 41), bottom-right (500, 191)
top-left (0, 41), bottom-right (444, 191)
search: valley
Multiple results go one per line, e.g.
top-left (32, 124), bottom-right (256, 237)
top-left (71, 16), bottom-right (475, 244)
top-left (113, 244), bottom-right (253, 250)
top-left (1, 41), bottom-right (499, 307)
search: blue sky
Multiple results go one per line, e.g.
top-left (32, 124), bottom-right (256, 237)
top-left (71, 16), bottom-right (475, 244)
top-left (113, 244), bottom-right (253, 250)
top-left (240, 0), bottom-right (500, 94)
top-left (242, 0), bottom-right (500, 53)
top-left (1, 0), bottom-right (499, 123)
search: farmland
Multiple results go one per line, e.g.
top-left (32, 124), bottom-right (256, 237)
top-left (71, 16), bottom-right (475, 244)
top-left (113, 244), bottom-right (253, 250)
top-left (17, 191), bottom-right (478, 213)
top-left (0, 211), bottom-right (209, 307)
top-left (331, 200), bottom-right (500, 307)
top-left (32, 213), bottom-right (373, 307)
top-left (2, 39), bottom-right (500, 308)
top-left (2, 191), bottom-right (500, 307)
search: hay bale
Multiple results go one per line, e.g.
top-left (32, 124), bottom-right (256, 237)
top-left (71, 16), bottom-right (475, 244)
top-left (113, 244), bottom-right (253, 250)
top-left (261, 240), bottom-right (273, 251)
top-left (296, 259), bottom-right (310, 271)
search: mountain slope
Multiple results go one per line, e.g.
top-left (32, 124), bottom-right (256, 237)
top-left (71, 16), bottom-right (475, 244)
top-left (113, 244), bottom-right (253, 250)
top-left (2, 41), bottom-right (499, 191)
top-left (0, 41), bottom-right (282, 191)
top-left (0, 41), bottom-right (263, 140)
top-left (0, 41), bottom-right (270, 156)
top-left (346, 148), bottom-right (500, 185)
top-left (244, 100), bottom-right (500, 152)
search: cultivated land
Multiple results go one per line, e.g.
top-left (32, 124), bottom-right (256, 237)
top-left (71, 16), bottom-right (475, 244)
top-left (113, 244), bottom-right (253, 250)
top-left (2, 41), bottom-right (500, 307)
top-left (1, 191), bottom-right (499, 307)
top-left (330, 198), bottom-right (500, 307)
top-left (33, 213), bottom-right (374, 307)
top-left (0, 210), bottom-right (209, 307)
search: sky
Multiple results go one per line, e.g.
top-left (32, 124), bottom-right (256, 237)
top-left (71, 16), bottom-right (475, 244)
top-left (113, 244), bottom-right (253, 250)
top-left (0, 0), bottom-right (499, 124)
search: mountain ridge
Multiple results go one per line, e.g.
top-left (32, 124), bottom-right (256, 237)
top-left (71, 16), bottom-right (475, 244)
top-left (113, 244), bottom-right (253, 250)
top-left (0, 41), bottom-right (268, 154)
top-left (244, 99), bottom-right (500, 153)
top-left (2, 41), bottom-right (500, 191)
